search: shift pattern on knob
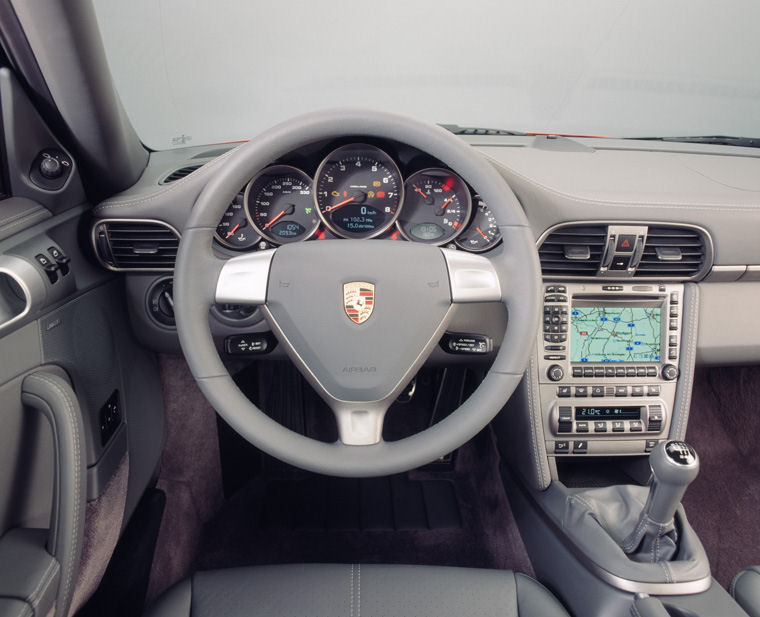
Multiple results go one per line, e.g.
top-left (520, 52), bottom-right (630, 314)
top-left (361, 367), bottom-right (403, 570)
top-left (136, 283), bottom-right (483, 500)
top-left (665, 441), bottom-right (697, 465)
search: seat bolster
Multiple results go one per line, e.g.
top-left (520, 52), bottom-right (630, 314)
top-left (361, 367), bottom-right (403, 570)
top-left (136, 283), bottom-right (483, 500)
top-left (515, 572), bottom-right (570, 617)
top-left (731, 566), bottom-right (760, 617)
top-left (145, 578), bottom-right (192, 617)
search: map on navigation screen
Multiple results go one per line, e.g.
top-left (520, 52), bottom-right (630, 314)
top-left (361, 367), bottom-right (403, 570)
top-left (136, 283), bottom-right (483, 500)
top-left (570, 306), bottom-right (661, 363)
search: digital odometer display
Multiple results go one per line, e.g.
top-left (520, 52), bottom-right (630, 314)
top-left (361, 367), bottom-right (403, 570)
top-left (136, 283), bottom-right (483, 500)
top-left (314, 144), bottom-right (403, 239)
top-left (570, 305), bottom-right (661, 363)
top-left (575, 406), bottom-right (642, 420)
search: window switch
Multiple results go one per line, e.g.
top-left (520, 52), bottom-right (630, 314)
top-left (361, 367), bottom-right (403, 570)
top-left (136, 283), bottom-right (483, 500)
top-left (47, 246), bottom-right (71, 275)
top-left (34, 253), bottom-right (59, 283)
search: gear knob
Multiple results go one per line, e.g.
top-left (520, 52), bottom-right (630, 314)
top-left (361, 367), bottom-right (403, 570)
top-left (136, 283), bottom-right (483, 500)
top-left (644, 441), bottom-right (699, 525)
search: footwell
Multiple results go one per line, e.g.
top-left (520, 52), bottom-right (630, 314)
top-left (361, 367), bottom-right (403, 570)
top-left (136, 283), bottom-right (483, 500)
top-left (196, 429), bottom-right (535, 576)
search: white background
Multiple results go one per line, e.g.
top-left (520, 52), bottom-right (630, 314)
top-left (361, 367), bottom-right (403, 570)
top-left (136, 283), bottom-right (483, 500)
top-left (93, 0), bottom-right (760, 150)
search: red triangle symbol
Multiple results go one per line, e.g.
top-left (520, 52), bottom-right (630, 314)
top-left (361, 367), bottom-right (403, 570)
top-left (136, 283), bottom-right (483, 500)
top-left (621, 239), bottom-right (630, 248)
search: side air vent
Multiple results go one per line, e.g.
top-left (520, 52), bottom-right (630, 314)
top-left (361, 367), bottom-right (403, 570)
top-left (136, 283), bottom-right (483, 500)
top-left (635, 226), bottom-right (708, 278)
top-left (92, 220), bottom-right (180, 271)
top-left (538, 224), bottom-right (607, 277)
top-left (160, 164), bottom-right (204, 184)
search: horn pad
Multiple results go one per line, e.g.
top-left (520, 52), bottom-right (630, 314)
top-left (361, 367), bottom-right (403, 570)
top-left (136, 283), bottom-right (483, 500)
top-left (265, 240), bottom-right (453, 403)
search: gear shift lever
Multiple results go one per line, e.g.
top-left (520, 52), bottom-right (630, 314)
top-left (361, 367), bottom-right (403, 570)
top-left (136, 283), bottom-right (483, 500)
top-left (622, 441), bottom-right (699, 562)
top-left (643, 441), bottom-right (699, 526)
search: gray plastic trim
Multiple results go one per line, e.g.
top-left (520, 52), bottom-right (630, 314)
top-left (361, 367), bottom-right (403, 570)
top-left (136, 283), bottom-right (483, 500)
top-left (215, 249), bottom-right (275, 305)
top-left (705, 265), bottom-right (746, 282)
top-left (0, 255), bottom-right (46, 335)
top-left (90, 218), bottom-right (181, 272)
top-left (441, 249), bottom-right (501, 302)
top-left (536, 220), bottom-right (714, 282)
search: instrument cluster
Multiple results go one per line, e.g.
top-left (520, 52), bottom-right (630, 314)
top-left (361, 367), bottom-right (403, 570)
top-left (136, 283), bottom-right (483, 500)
top-left (214, 142), bottom-right (501, 253)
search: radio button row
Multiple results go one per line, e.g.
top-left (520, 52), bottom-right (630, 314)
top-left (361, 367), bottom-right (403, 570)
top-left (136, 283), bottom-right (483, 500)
top-left (647, 367), bottom-right (657, 377)
top-left (572, 367), bottom-right (583, 377)
top-left (670, 306), bottom-right (679, 318)
top-left (616, 367), bottom-right (626, 377)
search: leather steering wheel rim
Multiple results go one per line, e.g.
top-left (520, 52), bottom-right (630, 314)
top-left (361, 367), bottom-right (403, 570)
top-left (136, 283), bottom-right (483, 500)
top-left (174, 108), bottom-right (541, 477)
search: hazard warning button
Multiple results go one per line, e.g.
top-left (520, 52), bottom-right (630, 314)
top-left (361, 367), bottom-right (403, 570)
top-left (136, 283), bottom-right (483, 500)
top-left (615, 234), bottom-right (636, 252)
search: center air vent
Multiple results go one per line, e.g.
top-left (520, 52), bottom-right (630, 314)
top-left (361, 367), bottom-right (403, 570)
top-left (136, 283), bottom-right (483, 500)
top-left (92, 220), bottom-right (180, 271)
top-left (160, 164), bottom-right (204, 184)
top-left (538, 224), bottom-right (607, 277)
top-left (635, 226), bottom-right (708, 278)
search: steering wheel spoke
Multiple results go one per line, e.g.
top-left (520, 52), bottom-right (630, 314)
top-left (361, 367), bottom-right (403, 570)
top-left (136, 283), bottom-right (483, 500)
top-left (441, 248), bottom-right (502, 303)
top-left (333, 404), bottom-right (388, 446)
top-left (215, 248), bottom-right (276, 305)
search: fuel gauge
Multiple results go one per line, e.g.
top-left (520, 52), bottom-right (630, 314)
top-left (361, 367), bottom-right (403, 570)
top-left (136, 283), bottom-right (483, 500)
top-left (455, 196), bottom-right (501, 252)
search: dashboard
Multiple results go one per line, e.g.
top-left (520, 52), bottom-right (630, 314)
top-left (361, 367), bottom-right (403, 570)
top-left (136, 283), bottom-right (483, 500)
top-left (211, 140), bottom-right (501, 254)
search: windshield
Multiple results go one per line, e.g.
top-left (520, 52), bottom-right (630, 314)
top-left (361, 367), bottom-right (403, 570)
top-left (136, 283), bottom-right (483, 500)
top-left (93, 0), bottom-right (760, 150)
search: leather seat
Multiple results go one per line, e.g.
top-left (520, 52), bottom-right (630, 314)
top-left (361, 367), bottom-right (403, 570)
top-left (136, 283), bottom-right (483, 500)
top-left (145, 563), bottom-right (569, 617)
top-left (731, 566), bottom-right (760, 617)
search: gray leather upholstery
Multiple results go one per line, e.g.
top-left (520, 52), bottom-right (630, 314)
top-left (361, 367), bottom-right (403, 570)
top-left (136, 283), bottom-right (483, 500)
top-left (731, 566), bottom-right (760, 617)
top-left (145, 564), bottom-right (569, 617)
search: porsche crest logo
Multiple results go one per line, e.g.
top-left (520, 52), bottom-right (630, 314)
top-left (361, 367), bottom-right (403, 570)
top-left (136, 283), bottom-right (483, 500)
top-left (343, 282), bottom-right (375, 324)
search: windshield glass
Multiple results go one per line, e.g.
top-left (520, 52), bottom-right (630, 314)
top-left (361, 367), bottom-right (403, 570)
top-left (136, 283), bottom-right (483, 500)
top-left (93, 0), bottom-right (760, 150)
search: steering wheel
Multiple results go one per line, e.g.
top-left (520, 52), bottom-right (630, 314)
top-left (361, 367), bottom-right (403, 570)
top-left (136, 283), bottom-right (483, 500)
top-left (174, 109), bottom-right (540, 477)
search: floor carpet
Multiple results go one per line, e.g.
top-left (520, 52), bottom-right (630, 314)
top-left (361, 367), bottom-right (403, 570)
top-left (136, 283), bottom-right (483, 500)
top-left (682, 366), bottom-right (760, 588)
top-left (196, 429), bottom-right (535, 577)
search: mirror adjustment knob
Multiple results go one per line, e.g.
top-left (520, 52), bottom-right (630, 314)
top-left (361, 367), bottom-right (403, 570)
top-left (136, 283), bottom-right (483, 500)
top-left (661, 364), bottom-right (679, 381)
top-left (547, 364), bottom-right (564, 382)
top-left (40, 156), bottom-right (63, 179)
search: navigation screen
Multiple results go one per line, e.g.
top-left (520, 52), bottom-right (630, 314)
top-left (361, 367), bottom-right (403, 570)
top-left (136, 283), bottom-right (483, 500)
top-left (570, 305), bottom-right (661, 363)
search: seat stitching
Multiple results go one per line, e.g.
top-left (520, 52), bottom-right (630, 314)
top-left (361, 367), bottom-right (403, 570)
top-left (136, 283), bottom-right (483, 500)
top-left (350, 564), bottom-right (354, 617)
top-left (357, 564), bottom-right (361, 617)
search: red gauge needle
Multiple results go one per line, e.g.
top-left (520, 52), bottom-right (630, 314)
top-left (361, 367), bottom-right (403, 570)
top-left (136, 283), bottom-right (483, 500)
top-left (325, 197), bottom-right (355, 212)
top-left (440, 196), bottom-right (454, 210)
top-left (476, 226), bottom-right (489, 241)
top-left (264, 210), bottom-right (286, 230)
top-left (226, 224), bottom-right (240, 238)
top-left (413, 185), bottom-right (428, 199)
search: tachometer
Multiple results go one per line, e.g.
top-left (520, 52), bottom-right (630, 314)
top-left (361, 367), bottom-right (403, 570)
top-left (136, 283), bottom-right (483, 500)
top-left (246, 165), bottom-right (318, 244)
top-left (314, 144), bottom-right (403, 238)
top-left (455, 196), bottom-right (502, 252)
top-left (396, 169), bottom-right (471, 245)
top-left (215, 191), bottom-right (260, 250)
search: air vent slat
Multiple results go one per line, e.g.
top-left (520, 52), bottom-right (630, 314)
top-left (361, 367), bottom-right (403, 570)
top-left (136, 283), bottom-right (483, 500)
top-left (95, 220), bottom-right (180, 271)
top-left (633, 225), bottom-right (708, 279)
top-left (160, 164), bottom-right (204, 184)
top-left (538, 224), bottom-right (606, 277)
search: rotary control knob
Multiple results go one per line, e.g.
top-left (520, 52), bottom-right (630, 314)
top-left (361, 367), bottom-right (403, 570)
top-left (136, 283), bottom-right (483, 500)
top-left (547, 364), bottom-right (564, 382)
top-left (661, 364), bottom-right (679, 381)
top-left (40, 156), bottom-right (63, 179)
top-left (148, 278), bottom-right (175, 327)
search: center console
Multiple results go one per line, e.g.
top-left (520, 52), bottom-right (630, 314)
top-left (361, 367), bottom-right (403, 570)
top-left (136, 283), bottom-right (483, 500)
top-left (536, 282), bottom-right (684, 458)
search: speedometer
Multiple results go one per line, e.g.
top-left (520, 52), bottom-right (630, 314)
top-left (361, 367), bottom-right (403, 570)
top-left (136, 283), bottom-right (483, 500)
top-left (246, 165), bottom-right (318, 244)
top-left (397, 169), bottom-right (471, 245)
top-left (314, 144), bottom-right (403, 239)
